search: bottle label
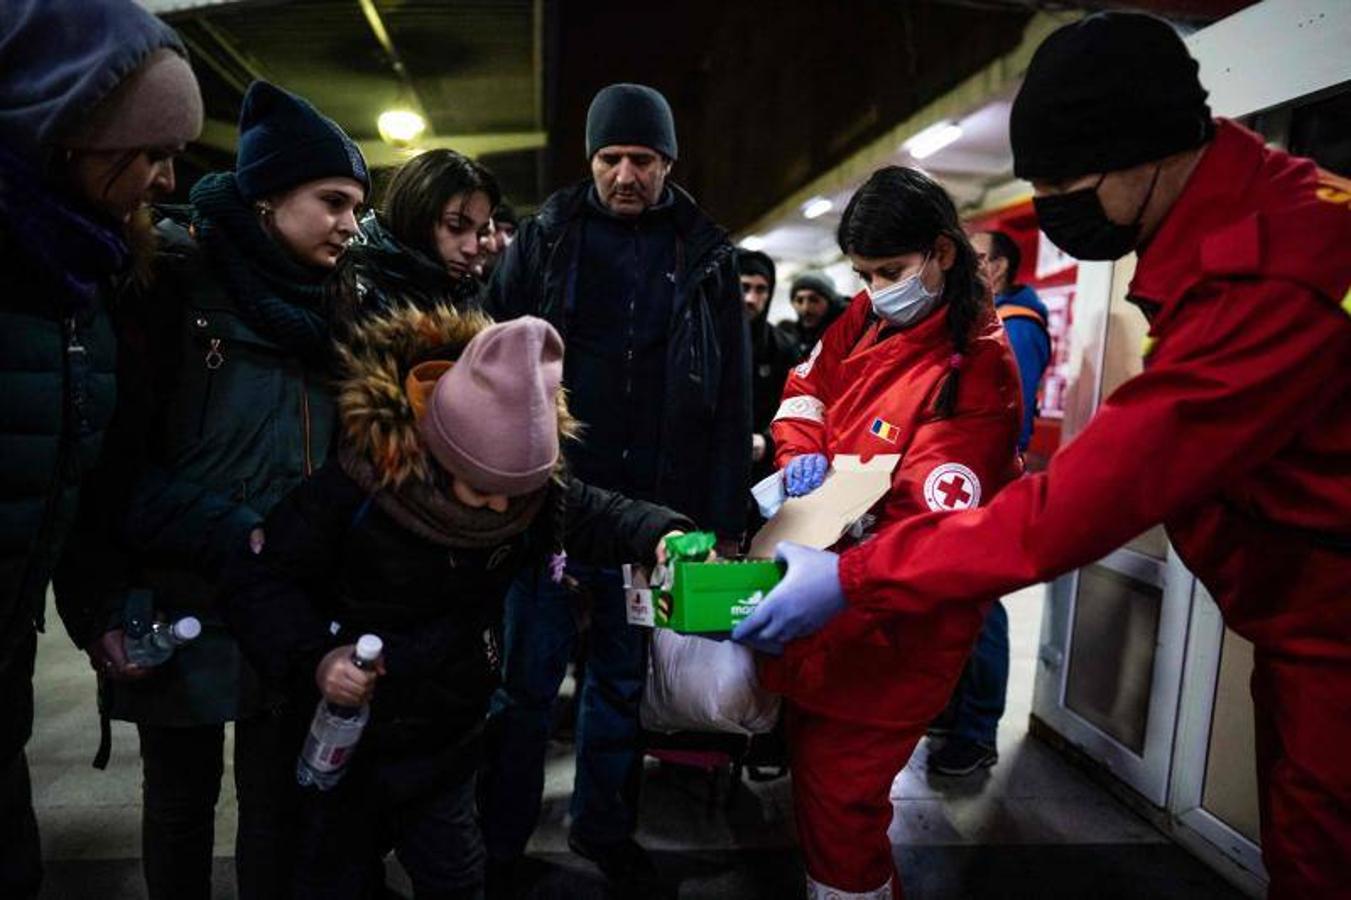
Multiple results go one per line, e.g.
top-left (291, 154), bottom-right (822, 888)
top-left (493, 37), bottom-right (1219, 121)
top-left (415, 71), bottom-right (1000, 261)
top-left (302, 732), bottom-right (359, 773)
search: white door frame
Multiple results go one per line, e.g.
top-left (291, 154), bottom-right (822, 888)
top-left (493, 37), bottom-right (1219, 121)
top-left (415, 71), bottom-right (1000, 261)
top-left (1168, 583), bottom-right (1267, 880)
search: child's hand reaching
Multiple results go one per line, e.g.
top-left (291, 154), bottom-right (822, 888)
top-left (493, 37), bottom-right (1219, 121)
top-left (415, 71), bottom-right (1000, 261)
top-left (316, 644), bottom-right (385, 707)
top-left (655, 531), bottom-right (683, 566)
top-left (654, 531), bottom-right (720, 566)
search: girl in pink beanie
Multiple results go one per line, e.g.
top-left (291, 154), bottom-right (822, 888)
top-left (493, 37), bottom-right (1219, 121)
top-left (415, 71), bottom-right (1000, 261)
top-left (221, 305), bottom-right (690, 899)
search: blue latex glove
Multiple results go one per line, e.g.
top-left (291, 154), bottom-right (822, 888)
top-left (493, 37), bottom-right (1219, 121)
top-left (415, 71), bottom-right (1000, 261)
top-left (732, 541), bottom-right (846, 655)
top-left (783, 453), bottom-right (828, 497)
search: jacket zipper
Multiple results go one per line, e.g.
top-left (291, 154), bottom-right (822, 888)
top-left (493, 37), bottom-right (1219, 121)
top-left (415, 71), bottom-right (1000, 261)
top-left (300, 374), bottom-right (313, 477)
top-left (20, 317), bottom-right (80, 624)
top-left (197, 338), bottom-right (223, 438)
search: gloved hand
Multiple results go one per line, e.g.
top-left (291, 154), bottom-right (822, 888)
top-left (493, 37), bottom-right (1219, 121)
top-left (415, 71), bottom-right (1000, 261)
top-left (783, 453), bottom-right (828, 497)
top-left (732, 541), bottom-right (846, 655)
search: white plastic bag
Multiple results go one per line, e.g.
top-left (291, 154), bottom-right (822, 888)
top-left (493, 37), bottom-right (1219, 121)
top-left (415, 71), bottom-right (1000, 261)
top-left (640, 627), bottom-right (781, 735)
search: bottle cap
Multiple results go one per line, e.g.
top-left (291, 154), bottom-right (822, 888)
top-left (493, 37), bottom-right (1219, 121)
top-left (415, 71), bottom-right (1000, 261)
top-left (354, 634), bottom-right (384, 663)
top-left (173, 617), bottom-right (202, 641)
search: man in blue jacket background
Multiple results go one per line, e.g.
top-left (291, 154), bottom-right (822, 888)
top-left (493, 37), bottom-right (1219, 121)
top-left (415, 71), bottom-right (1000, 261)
top-left (977, 230), bottom-right (1051, 454)
top-left (928, 229), bottom-right (1051, 776)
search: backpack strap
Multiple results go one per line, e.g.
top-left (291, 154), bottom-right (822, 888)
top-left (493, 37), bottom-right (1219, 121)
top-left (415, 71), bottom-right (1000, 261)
top-left (996, 304), bottom-right (1048, 330)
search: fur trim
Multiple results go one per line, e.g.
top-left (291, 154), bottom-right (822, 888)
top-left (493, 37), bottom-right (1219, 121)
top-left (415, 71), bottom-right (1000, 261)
top-left (335, 303), bottom-right (579, 489)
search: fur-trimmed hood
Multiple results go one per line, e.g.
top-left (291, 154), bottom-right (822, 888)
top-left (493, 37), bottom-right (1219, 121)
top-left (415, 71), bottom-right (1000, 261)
top-left (335, 303), bottom-right (578, 490)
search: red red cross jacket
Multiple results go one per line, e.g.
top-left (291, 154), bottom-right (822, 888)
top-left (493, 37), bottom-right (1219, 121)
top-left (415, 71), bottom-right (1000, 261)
top-left (763, 290), bottom-right (1022, 726)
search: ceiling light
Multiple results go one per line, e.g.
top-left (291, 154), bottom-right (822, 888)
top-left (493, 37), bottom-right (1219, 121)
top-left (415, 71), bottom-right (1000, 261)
top-left (740, 235), bottom-right (766, 252)
top-left (377, 109), bottom-right (426, 146)
top-left (801, 196), bottom-right (833, 219)
top-left (903, 120), bottom-right (963, 161)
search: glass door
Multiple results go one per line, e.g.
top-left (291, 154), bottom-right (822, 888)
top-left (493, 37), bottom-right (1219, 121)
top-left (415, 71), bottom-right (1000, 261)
top-left (1030, 253), bottom-right (1196, 807)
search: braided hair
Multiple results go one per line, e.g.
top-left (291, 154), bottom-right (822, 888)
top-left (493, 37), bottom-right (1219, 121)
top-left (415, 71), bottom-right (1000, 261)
top-left (836, 166), bottom-right (985, 419)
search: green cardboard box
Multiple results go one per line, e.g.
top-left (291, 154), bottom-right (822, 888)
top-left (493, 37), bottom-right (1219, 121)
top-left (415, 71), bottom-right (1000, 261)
top-left (654, 559), bottom-right (782, 634)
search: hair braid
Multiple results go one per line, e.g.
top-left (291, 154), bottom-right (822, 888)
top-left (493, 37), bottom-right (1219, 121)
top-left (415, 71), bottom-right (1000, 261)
top-left (932, 227), bottom-right (983, 419)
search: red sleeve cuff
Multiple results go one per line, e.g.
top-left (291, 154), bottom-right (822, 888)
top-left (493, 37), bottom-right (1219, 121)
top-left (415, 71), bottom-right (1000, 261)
top-left (839, 541), bottom-right (873, 609)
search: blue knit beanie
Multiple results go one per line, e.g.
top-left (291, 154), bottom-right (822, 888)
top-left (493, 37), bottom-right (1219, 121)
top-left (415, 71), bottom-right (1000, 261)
top-left (235, 80), bottom-right (369, 201)
top-left (585, 83), bottom-right (678, 161)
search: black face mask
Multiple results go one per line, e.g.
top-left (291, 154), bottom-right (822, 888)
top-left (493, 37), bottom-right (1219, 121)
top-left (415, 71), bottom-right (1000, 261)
top-left (1034, 165), bottom-right (1162, 261)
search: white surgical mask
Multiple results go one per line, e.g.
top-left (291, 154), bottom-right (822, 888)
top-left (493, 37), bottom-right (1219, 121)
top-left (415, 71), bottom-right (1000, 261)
top-left (868, 254), bottom-right (942, 326)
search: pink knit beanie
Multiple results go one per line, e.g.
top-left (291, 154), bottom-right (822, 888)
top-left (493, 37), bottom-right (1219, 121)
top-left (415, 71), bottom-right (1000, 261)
top-left (419, 317), bottom-right (563, 496)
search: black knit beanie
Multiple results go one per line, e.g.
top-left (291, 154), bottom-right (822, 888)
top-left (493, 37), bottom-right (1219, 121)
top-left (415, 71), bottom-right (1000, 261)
top-left (585, 83), bottom-right (678, 161)
top-left (1011, 12), bottom-right (1214, 180)
top-left (737, 249), bottom-right (776, 296)
top-left (235, 80), bottom-right (370, 201)
top-left (789, 272), bottom-right (839, 303)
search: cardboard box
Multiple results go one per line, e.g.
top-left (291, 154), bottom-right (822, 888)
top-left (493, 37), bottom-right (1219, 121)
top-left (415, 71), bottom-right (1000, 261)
top-left (646, 455), bottom-right (899, 634)
top-left (655, 559), bottom-right (783, 634)
top-left (747, 454), bottom-right (900, 557)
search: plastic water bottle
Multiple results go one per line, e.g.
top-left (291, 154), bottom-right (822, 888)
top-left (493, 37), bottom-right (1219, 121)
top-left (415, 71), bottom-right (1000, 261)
top-left (296, 634), bottom-right (383, 790)
top-left (123, 616), bottom-right (202, 668)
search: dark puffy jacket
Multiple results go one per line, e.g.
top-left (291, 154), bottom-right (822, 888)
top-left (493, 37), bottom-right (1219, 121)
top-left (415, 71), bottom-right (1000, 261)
top-left (0, 216), bottom-right (118, 760)
top-left (225, 463), bottom-right (684, 758)
top-left (55, 213), bottom-right (336, 727)
top-left (484, 181), bottom-right (750, 538)
top-left (331, 211), bottom-right (481, 333)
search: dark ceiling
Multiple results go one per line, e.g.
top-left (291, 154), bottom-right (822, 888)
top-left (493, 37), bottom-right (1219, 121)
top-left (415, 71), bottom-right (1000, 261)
top-left (163, 0), bottom-right (544, 206)
top-left (157, 0), bottom-right (1255, 232)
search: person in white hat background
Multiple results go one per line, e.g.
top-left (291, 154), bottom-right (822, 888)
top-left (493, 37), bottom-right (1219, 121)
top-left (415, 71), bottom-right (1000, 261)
top-left (0, 1), bottom-right (202, 894)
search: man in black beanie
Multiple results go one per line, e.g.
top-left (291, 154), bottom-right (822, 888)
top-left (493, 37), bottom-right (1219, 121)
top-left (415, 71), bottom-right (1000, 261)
top-left (730, 13), bottom-right (1351, 899)
top-left (737, 250), bottom-right (797, 486)
top-left (481, 83), bottom-right (748, 894)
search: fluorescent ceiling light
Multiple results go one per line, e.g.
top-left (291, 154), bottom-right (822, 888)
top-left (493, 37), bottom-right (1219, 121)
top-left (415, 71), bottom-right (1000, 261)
top-left (801, 196), bottom-right (833, 219)
top-left (903, 121), bottom-right (963, 160)
top-left (377, 109), bottom-right (427, 146)
top-left (740, 235), bottom-right (766, 251)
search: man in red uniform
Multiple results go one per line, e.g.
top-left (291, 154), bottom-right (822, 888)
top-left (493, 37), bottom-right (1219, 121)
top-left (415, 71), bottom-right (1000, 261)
top-left (735, 13), bottom-right (1351, 898)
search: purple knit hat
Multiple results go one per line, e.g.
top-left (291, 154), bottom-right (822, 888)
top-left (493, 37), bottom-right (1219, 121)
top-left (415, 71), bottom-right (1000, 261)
top-left (419, 317), bottom-right (563, 496)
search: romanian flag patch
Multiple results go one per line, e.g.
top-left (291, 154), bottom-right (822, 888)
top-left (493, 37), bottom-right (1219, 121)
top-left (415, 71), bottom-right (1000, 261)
top-left (870, 417), bottom-right (899, 444)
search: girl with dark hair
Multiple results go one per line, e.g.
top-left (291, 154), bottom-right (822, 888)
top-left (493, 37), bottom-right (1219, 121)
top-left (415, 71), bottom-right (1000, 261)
top-left (755, 166), bottom-right (1022, 898)
top-left (334, 148), bottom-right (501, 325)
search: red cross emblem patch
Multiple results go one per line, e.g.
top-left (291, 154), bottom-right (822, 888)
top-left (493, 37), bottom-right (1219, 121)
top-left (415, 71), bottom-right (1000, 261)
top-left (922, 462), bottom-right (981, 511)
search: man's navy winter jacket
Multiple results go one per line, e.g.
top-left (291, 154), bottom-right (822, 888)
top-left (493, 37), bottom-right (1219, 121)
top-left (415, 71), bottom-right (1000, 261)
top-left (485, 181), bottom-right (750, 537)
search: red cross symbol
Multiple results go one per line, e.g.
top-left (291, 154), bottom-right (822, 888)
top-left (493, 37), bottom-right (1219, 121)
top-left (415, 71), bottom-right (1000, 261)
top-left (936, 474), bottom-right (972, 508)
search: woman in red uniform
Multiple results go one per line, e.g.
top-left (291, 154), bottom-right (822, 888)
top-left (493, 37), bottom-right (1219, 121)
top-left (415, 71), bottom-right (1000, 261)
top-left (764, 166), bottom-right (1022, 898)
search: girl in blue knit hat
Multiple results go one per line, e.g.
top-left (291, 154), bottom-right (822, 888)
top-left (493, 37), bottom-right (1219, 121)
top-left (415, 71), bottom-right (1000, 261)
top-left (55, 79), bottom-right (368, 899)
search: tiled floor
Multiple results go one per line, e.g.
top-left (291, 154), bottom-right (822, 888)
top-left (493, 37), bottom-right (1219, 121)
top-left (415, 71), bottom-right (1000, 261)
top-left (28, 587), bottom-right (1247, 898)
